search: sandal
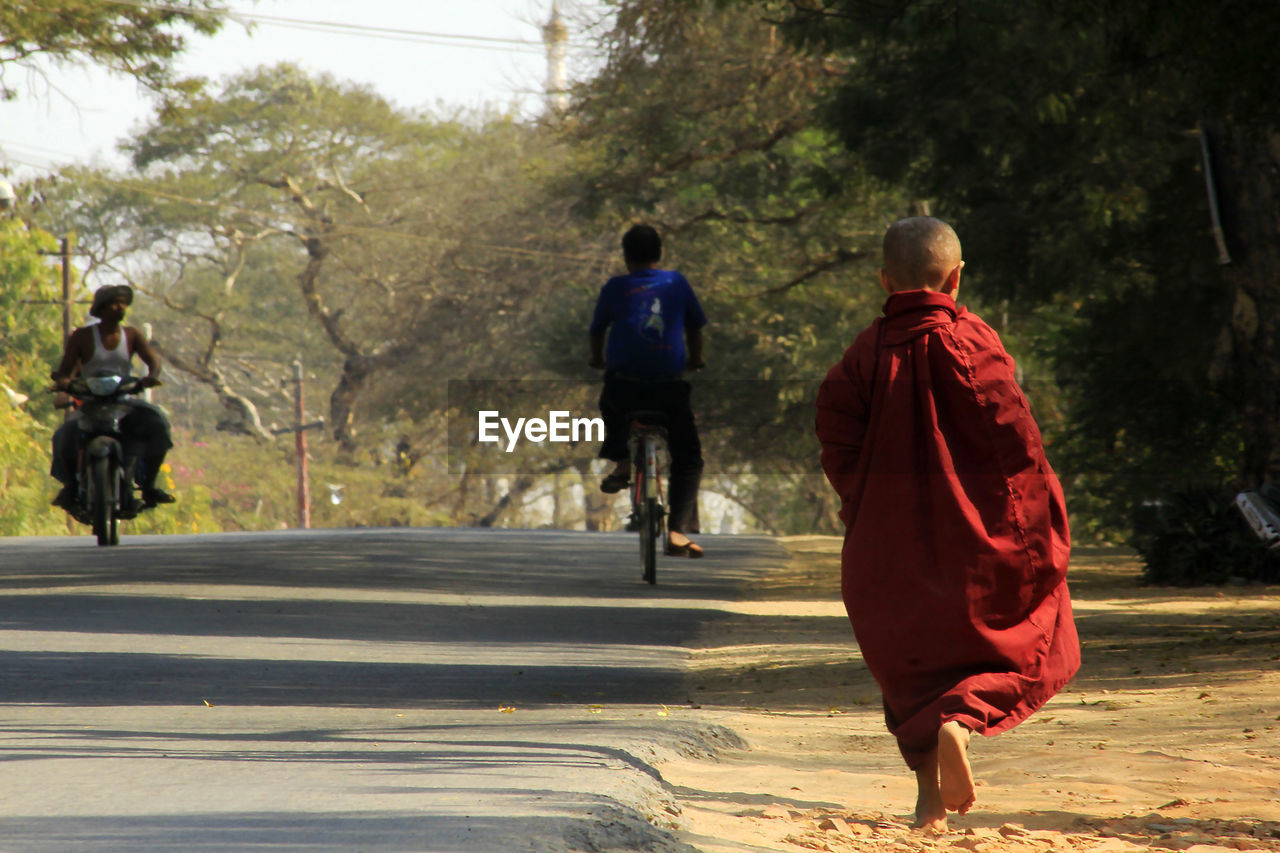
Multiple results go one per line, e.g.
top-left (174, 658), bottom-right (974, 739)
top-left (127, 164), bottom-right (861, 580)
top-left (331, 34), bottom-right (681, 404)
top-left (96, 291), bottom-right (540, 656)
top-left (600, 471), bottom-right (630, 494)
top-left (666, 539), bottom-right (705, 558)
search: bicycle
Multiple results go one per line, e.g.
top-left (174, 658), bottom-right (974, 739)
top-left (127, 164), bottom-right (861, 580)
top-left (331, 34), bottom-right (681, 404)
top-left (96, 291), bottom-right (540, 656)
top-left (626, 410), bottom-right (669, 584)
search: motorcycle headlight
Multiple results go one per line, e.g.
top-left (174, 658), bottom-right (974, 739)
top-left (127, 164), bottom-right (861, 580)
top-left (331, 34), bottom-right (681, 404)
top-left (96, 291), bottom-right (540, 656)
top-left (85, 376), bottom-right (122, 395)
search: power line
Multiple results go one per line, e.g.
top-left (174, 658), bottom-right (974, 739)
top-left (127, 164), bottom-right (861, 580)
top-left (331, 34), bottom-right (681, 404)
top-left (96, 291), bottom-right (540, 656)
top-left (230, 21), bottom-right (544, 53)
top-left (0, 140), bottom-right (80, 168)
top-left (239, 11), bottom-right (541, 48)
top-left (0, 137), bottom-right (104, 165)
top-left (102, 0), bottom-right (545, 53)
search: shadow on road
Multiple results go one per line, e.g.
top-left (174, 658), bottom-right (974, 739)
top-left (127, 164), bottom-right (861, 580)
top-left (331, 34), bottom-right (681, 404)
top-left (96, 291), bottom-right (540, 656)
top-left (0, 528), bottom-right (790, 710)
top-left (0, 528), bottom-right (782, 597)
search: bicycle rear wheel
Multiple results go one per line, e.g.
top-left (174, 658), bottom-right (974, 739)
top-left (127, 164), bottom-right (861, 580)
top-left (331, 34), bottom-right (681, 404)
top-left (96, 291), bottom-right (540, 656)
top-left (640, 496), bottom-right (660, 584)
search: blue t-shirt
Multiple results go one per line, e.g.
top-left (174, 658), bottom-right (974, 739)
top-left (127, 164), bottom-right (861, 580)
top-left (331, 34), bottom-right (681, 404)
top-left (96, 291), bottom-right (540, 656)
top-left (590, 268), bottom-right (707, 379)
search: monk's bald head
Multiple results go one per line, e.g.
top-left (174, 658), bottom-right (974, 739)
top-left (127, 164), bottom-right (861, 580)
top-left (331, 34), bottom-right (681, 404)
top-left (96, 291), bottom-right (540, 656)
top-left (881, 217), bottom-right (963, 293)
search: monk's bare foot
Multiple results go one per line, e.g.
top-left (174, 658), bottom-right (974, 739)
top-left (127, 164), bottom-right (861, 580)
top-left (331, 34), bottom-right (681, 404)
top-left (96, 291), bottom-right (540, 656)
top-left (912, 752), bottom-right (948, 831)
top-left (938, 720), bottom-right (975, 814)
top-left (913, 793), bottom-right (948, 831)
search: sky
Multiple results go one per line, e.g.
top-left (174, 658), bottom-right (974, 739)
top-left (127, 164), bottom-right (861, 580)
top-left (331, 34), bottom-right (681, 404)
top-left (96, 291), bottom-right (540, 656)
top-left (1, 0), bottom-right (578, 180)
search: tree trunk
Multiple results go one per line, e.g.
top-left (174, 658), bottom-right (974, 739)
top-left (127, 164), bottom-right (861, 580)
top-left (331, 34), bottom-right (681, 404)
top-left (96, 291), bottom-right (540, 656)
top-left (551, 469), bottom-right (566, 529)
top-left (574, 458), bottom-right (614, 531)
top-left (293, 232), bottom-right (411, 454)
top-left (328, 354), bottom-right (375, 454)
top-left (476, 475), bottom-right (536, 527)
top-left (1216, 122), bottom-right (1280, 487)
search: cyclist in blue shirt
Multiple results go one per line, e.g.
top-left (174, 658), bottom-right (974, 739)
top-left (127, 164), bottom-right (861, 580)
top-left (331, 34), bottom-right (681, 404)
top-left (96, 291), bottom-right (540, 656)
top-left (589, 224), bottom-right (707, 557)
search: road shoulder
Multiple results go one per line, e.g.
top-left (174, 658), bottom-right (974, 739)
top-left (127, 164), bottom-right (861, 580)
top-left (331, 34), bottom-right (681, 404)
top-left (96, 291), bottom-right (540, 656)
top-left (663, 536), bottom-right (1280, 852)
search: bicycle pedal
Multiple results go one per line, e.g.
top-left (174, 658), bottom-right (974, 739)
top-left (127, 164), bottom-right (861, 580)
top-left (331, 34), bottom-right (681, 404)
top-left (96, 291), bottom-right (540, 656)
top-left (624, 515), bottom-right (640, 532)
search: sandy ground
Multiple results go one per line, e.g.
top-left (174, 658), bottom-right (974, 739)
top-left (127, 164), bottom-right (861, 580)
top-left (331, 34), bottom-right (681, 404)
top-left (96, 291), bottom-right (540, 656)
top-left (659, 536), bottom-right (1280, 853)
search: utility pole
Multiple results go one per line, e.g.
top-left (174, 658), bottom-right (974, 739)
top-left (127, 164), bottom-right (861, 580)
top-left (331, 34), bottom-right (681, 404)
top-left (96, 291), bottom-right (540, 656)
top-left (60, 236), bottom-right (72, 344)
top-left (272, 360), bottom-right (324, 529)
top-left (33, 235), bottom-right (78, 344)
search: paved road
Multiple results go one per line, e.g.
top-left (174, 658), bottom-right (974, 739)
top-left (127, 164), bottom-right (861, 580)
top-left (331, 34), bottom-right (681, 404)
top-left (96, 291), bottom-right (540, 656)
top-left (0, 528), bottom-right (786, 852)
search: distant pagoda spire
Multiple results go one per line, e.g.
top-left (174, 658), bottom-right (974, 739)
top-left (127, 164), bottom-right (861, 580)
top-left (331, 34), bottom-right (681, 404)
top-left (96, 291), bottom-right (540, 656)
top-left (542, 1), bottom-right (569, 114)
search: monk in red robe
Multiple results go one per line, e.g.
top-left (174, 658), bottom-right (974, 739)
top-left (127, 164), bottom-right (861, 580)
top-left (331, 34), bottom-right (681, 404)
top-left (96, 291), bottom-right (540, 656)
top-left (815, 217), bottom-right (1080, 830)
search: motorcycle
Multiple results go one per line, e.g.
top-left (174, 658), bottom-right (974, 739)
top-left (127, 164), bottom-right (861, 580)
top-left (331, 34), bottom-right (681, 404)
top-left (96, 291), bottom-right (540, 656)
top-left (60, 373), bottom-right (158, 546)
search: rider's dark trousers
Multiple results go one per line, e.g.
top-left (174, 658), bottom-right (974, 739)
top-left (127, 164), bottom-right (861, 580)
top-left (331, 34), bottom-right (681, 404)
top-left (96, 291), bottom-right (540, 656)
top-left (598, 374), bottom-right (703, 534)
top-left (50, 401), bottom-right (174, 489)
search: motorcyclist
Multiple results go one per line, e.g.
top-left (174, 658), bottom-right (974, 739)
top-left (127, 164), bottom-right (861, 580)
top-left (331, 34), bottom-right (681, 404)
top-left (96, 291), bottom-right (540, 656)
top-left (50, 284), bottom-right (175, 510)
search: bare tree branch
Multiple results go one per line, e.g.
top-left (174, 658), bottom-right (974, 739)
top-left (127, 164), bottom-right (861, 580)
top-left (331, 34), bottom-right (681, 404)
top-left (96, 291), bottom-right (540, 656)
top-left (151, 340), bottom-right (272, 441)
top-left (751, 247), bottom-right (874, 297)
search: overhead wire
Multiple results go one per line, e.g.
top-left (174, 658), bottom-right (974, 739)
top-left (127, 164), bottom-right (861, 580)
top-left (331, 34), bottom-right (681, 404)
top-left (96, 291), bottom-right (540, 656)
top-left (0, 138), bottom-right (91, 169)
top-left (101, 0), bottom-right (547, 53)
top-left (4, 3), bottom-right (597, 262)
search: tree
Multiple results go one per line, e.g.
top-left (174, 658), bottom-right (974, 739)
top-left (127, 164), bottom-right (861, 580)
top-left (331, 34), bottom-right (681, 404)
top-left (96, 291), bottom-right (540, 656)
top-left (0, 216), bottom-right (64, 419)
top-left (544, 0), bottom-right (909, 533)
top-left (774, 0), bottom-right (1280, 535)
top-left (0, 0), bottom-right (223, 99)
top-left (0, 216), bottom-right (79, 533)
top-left (0, 379), bottom-right (65, 536)
top-left (31, 62), bottom-right (620, 528)
top-left (35, 65), bottom-right (477, 450)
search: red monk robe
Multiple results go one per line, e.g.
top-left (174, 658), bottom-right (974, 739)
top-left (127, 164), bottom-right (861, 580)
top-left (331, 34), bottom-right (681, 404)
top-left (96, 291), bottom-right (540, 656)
top-left (815, 289), bottom-right (1080, 768)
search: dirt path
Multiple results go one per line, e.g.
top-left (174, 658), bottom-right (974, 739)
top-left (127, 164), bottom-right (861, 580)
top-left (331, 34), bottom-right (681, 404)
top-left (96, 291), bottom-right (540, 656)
top-left (662, 536), bottom-right (1280, 852)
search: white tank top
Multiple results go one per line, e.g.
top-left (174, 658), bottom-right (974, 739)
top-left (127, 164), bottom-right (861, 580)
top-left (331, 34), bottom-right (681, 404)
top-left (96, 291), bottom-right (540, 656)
top-left (82, 325), bottom-right (132, 378)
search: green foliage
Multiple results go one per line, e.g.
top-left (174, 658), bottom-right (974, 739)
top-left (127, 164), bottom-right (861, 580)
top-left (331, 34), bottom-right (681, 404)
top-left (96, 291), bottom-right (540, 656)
top-left (546, 0), bottom-right (913, 533)
top-left (0, 367), bottom-right (65, 536)
top-left (1134, 487), bottom-right (1279, 586)
top-left (128, 457), bottom-right (219, 536)
top-left (36, 65), bottom-right (597, 452)
top-left (166, 431), bottom-right (453, 531)
top-left (27, 62), bottom-right (620, 532)
top-left (129, 63), bottom-right (419, 177)
top-left (28, 0), bottom-right (1267, 552)
top-left (1050, 276), bottom-right (1241, 534)
top-left (779, 0), bottom-right (1226, 308)
top-left (0, 0), bottom-right (223, 98)
top-left (768, 0), bottom-right (1277, 551)
top-left (0, 218), bottom-right (64, 424)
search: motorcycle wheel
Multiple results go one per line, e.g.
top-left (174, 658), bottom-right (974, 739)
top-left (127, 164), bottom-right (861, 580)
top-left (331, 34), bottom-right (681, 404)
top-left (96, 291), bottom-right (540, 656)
top-left (109, 499), bottom-right (120, 545)
top-left (90, 456), bottom-right (116, 547)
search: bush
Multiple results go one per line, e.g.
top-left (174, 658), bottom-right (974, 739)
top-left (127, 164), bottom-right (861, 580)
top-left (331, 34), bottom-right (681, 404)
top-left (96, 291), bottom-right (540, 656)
top-left (129, 465), bottom-right (219, 536)
top-left (166, 431), bottom-right (454, 531)
top-left (0, 392), bottom-right (67, 536)
top-left (1133, 486), bottom-right (1280, 585)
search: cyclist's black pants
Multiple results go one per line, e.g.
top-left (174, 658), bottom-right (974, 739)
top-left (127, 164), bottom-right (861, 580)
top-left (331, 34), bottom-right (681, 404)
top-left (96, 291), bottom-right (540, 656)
top-left (598, 374), bottom-right (703, 534)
